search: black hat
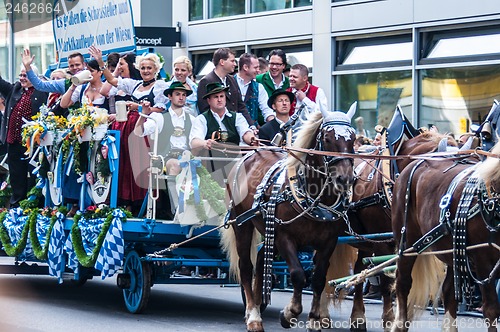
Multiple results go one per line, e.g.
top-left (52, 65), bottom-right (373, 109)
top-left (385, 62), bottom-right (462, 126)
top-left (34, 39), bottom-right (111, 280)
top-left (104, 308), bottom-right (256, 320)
top-left (202, 82), bottom-right (229, 99)
top-left (163, 81), bottom-right (193, 97)
top-left (267, 89), bottom-right (295, 108)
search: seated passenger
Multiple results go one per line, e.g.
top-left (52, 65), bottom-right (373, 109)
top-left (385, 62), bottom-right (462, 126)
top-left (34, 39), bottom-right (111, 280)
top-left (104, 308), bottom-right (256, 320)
top-left (258, 89), bottom-right (295, 145)
top-left (134, 81), bottom-right (195, 159)
top-left (190, 82), bottom-right (257, 184)
top-left (190, 82), bottom-right (256, 152)
top-left (134, 81), bottom-right (196, 220)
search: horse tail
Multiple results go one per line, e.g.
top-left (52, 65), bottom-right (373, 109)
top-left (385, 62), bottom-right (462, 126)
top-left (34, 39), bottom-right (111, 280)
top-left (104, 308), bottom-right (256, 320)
top-left (405, 255), bottom-right (446, 320)
top-left (324, 244), bottom-right (358, 307)
top-left (220, 225), bottom-right (240, 283)
top-left (220, 224), bottom-right (260, 284)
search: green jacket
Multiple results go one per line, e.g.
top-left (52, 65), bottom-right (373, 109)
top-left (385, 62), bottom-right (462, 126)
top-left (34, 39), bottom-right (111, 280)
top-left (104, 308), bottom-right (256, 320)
top-left (256, 72), bottom-right (290, 97)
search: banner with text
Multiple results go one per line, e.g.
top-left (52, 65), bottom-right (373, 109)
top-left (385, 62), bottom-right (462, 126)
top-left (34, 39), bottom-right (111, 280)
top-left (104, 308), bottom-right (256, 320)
top-left (53, 0), bottom-right (135, 62)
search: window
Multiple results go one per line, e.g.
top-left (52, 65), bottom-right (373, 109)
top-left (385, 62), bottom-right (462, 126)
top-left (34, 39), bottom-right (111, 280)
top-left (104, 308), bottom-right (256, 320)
top-left (189, 0), bottom-right (203, 21)
top-left (336, 70), bottom-right (412, 137)
top-left (294, 0), bottom-right (312, 7)
top-left (342, 43), bottom-right (412, 65)
top-left (0, 47), bottom-right (8, 81)
top-left (0, 2), bottom-right (10, 81)
top-left (428, 34), bottom-right (500, 59)
top-left (0, 2), bottom-right (7, 21)
top-left (192, 48), bottom-right (245, 80)
top-left (421, 26), bottom-right (500, 63)
top-left (251, 0), bottom-right (291, 13)
top-left (337, 35), bottom-right (412, 69)
top-left (420, 65), bottom-right (500, 135)
top-left (209, 0), bottom-right (245, 18)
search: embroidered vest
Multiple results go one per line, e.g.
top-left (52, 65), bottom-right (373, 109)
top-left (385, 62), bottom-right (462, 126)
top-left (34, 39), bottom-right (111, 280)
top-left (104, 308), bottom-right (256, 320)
top-left (236, 76), bottom-right (264, 126)
top-left (202, 110), bottom-right (240, 145)
top-left (288, 83), bottom-right (319, 115)
top-left (159, 110), bottom-right (192, 156)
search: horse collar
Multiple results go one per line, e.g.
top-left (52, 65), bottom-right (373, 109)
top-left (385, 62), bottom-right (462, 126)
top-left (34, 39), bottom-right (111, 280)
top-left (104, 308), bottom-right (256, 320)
top-left (287, 163), bottom-right (349, 221)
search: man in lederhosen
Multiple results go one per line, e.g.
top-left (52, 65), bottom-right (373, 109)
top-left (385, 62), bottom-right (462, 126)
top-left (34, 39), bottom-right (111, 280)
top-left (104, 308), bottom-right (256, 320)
top-left (134, 81), bottom-right (195, 219)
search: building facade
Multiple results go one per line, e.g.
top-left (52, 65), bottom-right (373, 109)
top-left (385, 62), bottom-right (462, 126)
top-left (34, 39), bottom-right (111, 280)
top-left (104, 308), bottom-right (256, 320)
top-left (2, 0), bottom-right (500, 137)
top-left (174, 0), bottom-right (500, 136)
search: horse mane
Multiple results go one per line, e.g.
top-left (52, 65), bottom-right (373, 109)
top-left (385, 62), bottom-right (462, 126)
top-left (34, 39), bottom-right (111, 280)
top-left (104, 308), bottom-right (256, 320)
top-left (399, 131), bottom-right (457, 154)
top-left (417, 131), bottom-right (457, 146)
top-left (287, 112), bottom-right (323, 168)
top-left (477, 141), bottom-right (500, 183)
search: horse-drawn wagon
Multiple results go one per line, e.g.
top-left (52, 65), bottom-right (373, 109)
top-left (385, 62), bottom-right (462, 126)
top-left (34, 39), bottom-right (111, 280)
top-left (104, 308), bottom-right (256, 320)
top-left (1, 100), bottom-right (499, 332)
top-left (0, 106), bottom-right (237, 314)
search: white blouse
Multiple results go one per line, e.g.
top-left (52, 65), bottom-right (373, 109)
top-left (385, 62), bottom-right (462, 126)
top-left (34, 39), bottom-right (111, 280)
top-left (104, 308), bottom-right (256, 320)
top-left (114, 77), bottom-right (169, 110)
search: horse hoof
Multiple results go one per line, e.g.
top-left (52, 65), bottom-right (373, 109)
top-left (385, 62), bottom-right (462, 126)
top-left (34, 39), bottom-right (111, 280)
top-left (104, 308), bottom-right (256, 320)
top-left (279, 310), bottom-right (291, 329)
top-left (246, 321), bottom-right (264, 332)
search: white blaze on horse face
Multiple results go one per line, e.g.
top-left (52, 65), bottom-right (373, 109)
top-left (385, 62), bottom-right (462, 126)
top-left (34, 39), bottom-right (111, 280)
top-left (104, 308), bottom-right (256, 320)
top-left (333, 125), bottom-right (355, 141)
top-left (323, 111), bottom-right (356, 141)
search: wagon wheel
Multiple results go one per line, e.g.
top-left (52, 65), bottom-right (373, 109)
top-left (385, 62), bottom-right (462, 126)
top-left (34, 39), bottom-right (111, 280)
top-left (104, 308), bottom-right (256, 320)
top-left (121, 250), bottom-right (152, 313)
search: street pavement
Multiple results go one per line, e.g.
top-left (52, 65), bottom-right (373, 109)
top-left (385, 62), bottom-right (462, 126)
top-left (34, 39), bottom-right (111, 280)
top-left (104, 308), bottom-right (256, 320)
top-left (0, 264), bottom-right (489, 332)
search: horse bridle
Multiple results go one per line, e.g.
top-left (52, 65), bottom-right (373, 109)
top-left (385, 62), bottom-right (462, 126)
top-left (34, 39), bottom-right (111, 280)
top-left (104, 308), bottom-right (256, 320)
top-left (316, 120), bottom-right (355, 171)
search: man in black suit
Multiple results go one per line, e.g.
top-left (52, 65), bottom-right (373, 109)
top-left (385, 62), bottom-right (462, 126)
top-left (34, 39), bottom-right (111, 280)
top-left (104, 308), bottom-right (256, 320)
top-left (258, 89), bottom-right (295, 145)
top-left (197, 48), bottom-right (254, 128)
top-left (0, 65), bottom-right (48, 206)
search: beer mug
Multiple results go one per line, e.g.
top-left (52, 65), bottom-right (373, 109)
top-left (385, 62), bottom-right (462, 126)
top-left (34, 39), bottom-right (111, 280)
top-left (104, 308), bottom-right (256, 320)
top-left (219, 130), bottom-right (229, 142)
top-left (71, 70), bottom-right (93, 85)
top-left (115, 101), bottom-right (128, 122)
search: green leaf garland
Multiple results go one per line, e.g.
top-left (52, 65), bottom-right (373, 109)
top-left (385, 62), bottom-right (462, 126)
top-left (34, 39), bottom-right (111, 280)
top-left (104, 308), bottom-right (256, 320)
top-left (70, 209), bottom-right (128, 267)
top-left (0, 210), bottom-right (31, 256)
top-left (29, 208), bottom-right (63, 260)
top-left (183, 166), bottom-right (227, 221)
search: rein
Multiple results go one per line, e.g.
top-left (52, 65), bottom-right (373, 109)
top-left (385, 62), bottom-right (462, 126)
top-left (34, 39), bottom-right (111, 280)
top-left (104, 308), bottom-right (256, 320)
top-left (210, 141), bottom-right (493, 162)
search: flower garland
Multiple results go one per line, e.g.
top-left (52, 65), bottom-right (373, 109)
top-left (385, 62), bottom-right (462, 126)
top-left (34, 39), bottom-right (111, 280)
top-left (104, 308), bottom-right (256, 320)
top-left (60, 105), bottom-right (109, 174)
top-left (70, 206), bottom-right (131, 267)
top-left (21, 108), bottom-right (67, 154)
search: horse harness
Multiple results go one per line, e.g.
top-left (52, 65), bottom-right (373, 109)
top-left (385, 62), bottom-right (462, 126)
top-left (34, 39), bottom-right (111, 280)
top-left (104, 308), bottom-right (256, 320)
top-left (349, 150), bottom-right (391, 212)
top-left (226, 119), bottom-right (354, 305)
top-left (399, 160), bottom-right (500, 304)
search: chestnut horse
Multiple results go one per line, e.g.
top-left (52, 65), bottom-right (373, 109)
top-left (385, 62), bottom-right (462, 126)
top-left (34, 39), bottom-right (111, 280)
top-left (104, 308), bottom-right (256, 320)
top-left (221, 106), bottom-right (356, 332)
top-left (325, 129), bottom-right (458, 330)
top-left (391, 145), bottom-right (500, 331)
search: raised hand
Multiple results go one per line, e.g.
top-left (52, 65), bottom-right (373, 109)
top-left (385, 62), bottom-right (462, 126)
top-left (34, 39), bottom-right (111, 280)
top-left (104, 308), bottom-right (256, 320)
top-left (22, 49), bottom-right (35, 70)
top-left (88, 45), bottom-right (104, 66)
